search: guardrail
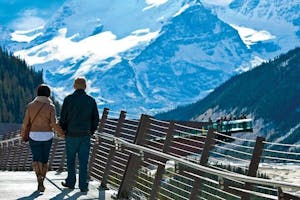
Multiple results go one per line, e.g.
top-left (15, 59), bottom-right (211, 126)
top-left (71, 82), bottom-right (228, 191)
top-left (0, 108), bottom-right (299, 200)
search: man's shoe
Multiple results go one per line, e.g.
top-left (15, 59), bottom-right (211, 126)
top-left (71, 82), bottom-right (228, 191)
top-left (80, 188), bottom-right (89, 192)
top-left (100, 183), bottom-right (109, 190)
top-left (61, 182), bottom-right (74, 189)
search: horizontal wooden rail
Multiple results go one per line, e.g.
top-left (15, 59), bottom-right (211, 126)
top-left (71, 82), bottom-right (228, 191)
top-left (98, 131), bottom-right (300, 190)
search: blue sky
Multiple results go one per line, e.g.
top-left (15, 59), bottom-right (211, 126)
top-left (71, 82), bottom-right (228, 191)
top-left (0, 0), bottom-right (233, 30)
top-left (0, 0), bottom-right (65, 29)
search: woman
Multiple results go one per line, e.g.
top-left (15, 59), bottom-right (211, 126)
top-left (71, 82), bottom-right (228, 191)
top-left (21, 84), bottom-right (64, 192)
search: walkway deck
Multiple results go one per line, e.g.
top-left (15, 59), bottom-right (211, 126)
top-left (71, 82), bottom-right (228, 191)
top-left (0, 171), bottom-right (116, 200)
top-left (1, 109), bottom-right (300, 199)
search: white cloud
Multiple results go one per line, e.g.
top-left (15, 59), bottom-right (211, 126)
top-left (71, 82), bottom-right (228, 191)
top-left (10, 9), bottom-right (46, 30)
top-left (144, 0), bottom-right (168, 10)
top-left (201, 0), bottom-right (233, 6)
top-left (145, 0), bottom-right (168, 6)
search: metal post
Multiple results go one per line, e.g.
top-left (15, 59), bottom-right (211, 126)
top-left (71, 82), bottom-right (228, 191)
top-left (117, 114), bottom-right (151, 199)
top-left (100, 110), bottom-right (126, 188)
top-left (189, 128), bottom-right (215, 200)
top-left (149, 121), bottom-right (175, 200)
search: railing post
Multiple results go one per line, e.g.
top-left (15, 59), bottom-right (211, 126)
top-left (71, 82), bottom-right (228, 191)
top-left (241, 136), bottom-right (265, 200)
top-left (189, 128), bottom-right (215, 200)
top-left (0, 144), bottom-right (5, 170)
top-left (19, 144), bottom-right (27, 170)
top-left (278, 187), bottom-right (300, 200)
top-left (117, 114), bottom-right (151, 199)
top-left (1, 143), bottom-right (7, 169)
top-left (24, 144), bottom-right (32, 170)
top-left (9, 142), bottom-right (14, 170)
top-left (16, 141), bottom-right (23, 171)
top-left (7, 143), bottom-right (12, 170)
top-left (6, 142), bottom-right (13, 170)
top-left (100, 110), bottom-right (126, 188)
top-left (12, 134), bottom-right (21, 170)
top-left (89, 108), bottom-right (109, 178)
top-left (149, 121), bottom-right (175, 200)
top-left (0, 146), bottom-right (2, 170)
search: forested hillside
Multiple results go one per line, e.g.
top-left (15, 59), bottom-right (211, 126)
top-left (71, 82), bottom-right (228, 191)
top-left (0, 47), bottom-right (43, 123)
top-left (156, 47), bottom-right (300, 144)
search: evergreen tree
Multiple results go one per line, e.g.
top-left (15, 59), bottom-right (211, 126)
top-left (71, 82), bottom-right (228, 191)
top-left (0, 47), bottom-right (43, 123)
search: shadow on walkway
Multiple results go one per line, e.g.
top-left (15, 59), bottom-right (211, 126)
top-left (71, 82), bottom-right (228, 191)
top-left (0, 171), bottom-right (114, 200)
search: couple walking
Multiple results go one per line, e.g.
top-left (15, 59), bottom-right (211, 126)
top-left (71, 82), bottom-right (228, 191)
top-left (21, 77), bottom-right (99, 193)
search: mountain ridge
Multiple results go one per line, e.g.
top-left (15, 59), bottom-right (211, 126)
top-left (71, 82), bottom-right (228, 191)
top-left (155, 47), bottom-right (300, 145)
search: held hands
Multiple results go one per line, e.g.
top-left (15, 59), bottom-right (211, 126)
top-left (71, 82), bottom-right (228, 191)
top-left (54, 123), bottom-right (65, 139)
top-left (58, 131), bottom-right (65, 139)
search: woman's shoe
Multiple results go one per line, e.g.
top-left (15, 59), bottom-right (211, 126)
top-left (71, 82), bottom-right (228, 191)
top-left (38, 175), bottom-right (45, 192)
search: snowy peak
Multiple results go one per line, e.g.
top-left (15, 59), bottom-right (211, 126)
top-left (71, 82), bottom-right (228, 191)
top-left (134, 3), bottom-right (251, 72)
top-left (203, 0), bottom-right (300, 59)
top-left (36, 0), bottom-right (190, 43)
top-left (228, 0), bottom-right (300, 38)
top-left (18, 1), bottom-right (251, 115)
top-left (126, 3), bottom-right (251, 112)
top-left (1, 0), bottom-right (300, 117)
top-left (229, 0), bottom-right (300, 22)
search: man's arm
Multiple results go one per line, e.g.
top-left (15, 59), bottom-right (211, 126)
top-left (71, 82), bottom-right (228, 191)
top-left (59, 98), bottom-right (68, 131)
top-left (91, 99), bottom-right (100, 134)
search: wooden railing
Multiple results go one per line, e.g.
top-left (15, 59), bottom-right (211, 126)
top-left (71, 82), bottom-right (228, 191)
top-left (0, 108), bottom-right (299, 200)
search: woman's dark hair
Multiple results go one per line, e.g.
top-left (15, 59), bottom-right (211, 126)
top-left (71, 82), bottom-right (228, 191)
top-left (37, 84), bottom-right (51, 97)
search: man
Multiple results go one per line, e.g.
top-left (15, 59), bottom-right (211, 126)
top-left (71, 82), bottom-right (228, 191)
top-left (59, 77), bottom-right (99, 192)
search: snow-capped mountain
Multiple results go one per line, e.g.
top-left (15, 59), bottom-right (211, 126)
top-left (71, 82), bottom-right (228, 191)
top-left (203, 0), bottom-right (300, 58)
top-left (1, 0), bottom-right (300, 117)
top-left (128, 4), bottom-right (252, 111)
